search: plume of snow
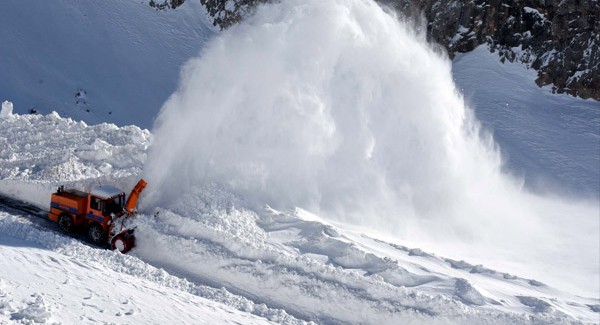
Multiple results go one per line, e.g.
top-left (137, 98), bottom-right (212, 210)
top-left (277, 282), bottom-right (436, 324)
top-left (143, 0), bottom-right (598, 296)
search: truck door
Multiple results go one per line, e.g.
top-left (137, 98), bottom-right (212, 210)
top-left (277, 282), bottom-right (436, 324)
top-left (88, 196), bottom-right (105, 223)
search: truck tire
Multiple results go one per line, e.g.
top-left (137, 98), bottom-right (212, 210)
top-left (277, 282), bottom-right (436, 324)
top-left (58, 213), bottom-right (74, 233)
top-left (88, 223), bottom-right (106, 244)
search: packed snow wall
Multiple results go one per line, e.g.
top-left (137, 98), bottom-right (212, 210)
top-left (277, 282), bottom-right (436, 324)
top-left (144, 0), bottom-right (598, 295)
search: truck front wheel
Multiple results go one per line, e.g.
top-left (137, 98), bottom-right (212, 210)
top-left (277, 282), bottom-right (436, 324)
top-left (58, 214), bottom-right (74, 233)
top-left (88, 223), bottom-right (106, 244)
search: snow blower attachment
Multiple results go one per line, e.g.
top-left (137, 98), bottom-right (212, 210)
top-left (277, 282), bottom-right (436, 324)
top-left (48, 179), bottom-right (147, 253)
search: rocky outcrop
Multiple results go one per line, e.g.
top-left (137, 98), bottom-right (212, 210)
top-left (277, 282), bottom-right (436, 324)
top-left (382, 0), bottom-right (599, 100)
top-left (149, 0), bottom-right (186, 10)
top-left (163, 0), bottom-right (600, 101)
top-left (199, 0), bottom-right (263, 28)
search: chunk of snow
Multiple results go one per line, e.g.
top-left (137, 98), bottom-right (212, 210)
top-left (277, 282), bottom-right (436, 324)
top-left (1, 101), bottom-right (13, 118)
top-left (454, 278), bottom-right (486, 306)
top-left (10, 294), bottom-right (52, 323)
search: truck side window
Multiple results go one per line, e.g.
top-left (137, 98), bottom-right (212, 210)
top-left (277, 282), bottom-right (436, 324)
top-left (90, 196), bottom-right (102, 211)
top-left (106, 198), bottom-right (119, 215)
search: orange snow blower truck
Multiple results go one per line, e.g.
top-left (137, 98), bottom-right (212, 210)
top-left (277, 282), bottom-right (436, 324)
top-left (48, 179), bottom-right (147, 253)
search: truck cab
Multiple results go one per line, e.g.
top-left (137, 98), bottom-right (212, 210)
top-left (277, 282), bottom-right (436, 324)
top-left (87, 185), bottom-right (126, 241)
top-left (88, 185), bottom-right (126, 221)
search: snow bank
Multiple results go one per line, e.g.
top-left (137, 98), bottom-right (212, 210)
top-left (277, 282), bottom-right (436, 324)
top-left (144, 0), bottom-right (599, 297)
top-left (0, 111), bottom-right (150, 207)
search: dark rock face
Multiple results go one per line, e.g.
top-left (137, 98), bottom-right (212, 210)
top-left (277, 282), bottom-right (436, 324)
top-left (166, 0), bottom-right (600, 101)
top-left (382, 0), bottom-right (599, 100)
top-left (149, 0), bottom-right (186, 10)
top-left (199, 0), bottom-right (264, 28)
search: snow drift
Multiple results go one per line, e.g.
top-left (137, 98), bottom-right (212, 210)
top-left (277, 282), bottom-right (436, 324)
top-left (143, 0), bottom-right (598, 296)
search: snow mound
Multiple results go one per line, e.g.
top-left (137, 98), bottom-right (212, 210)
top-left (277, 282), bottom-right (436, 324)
top-left (0, 111), bottom-right (150, 207)
top-left (454, 278), bottom-right (486, 306)
top-left (9, 294), bottom-right (52, 324)
top-left (517, 296), bottom-right (553, 314)
top-left (1, 101), bottom-right (13, 118)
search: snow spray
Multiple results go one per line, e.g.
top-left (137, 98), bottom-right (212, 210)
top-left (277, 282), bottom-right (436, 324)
top-left (144, 0), bottom-right (598, 296)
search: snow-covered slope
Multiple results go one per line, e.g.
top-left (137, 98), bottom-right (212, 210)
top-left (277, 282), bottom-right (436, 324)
top-left (0, 0), bottom-right (213, 129)
top-left (453, 45), bottom-right (600, 197)
top-left (1, 0), bottom-right (598, 324)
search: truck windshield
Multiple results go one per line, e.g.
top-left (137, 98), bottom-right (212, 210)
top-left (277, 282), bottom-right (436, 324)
top-left (104, 196), bottom-right (123, 216)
